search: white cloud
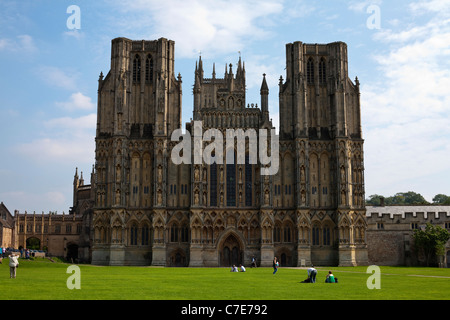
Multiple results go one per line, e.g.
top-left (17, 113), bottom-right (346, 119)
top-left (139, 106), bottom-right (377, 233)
top-left (362, 2), bottom-right (450, 199)
top-left (409, 0), bottom-right (450, 15)
top-left (348, 0), bottom-right (382, 13)
top-left (56, 92), bottom-right (95, 111)
top-left (63, 29), bottom-right (85, 40)
top-left (15, 137), bottom-right (95, 163)
top-left (0, 190), bottom-right (68, 214)
top-left (45, 113), bottom-right (96, 128)
top-left (35, 66), bottom-right (79, 91)
top-left (15, 113), bottom-right (96, 164)
top-left (112, 0), bottom-right (284, 57)
top-left (0, 34), bottom-right (37, 53)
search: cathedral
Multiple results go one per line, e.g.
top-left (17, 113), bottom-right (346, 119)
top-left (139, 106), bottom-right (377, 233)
top-left (91, 37), bottom-right (368, 267)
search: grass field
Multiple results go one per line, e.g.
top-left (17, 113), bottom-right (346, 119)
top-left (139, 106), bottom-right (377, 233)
top-left (0, 258), bottom-right (449, 300)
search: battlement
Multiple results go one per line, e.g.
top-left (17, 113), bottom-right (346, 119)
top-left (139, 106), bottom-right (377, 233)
top-left (366, 205), bottom-right (450, 220)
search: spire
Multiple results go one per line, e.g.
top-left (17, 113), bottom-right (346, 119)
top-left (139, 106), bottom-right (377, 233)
top-left (199, 55), bottom-right (203, 78)
top-left (194, 71), bottom-right (201, 91)
top-left (73, 167), bottom-right (79, 187)
top-left (260, 73), bottom-right (269, 93)
top-left (90, 165), bottom-right (95, 185)
top-left (194, 57), bottom-right (202, 91)
top-left (260, 73), bottom-right (269, 114)
top-left (80, 171), bottom-right (84, 186)
top-left (237, 55), bottom-right (242, 74)
top-left (212, 63), bottom-right (216, 79)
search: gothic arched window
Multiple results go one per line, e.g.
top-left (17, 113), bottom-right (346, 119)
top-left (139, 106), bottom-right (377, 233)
top-left (210, 161), bottom-right (217, 206)
top-left (307, 58), bottom-right (314, 85)
top-left (245, 154), bottom-right (252, 206)
top-left (133, 54), bottom-right (141, 82)
top-left (319, 58), bottom-right (326, 85)
top-left (181, 225), bottom-right (189, 242)
top-left (170, 224), bottom-right (179, 242)
top-left (226, 152), bottom-right (236, 207)
top-left (323, 225), bottom-right (331, 246)
top-left (273, 225), bottom-right (281, 242)
top-left (130, 223), bottom-right (138, 245)
top-left (145, 54), bottom-right (153, 82)
top-left (312, 224), bottom-right (320, 245)
top-left (283, 225), bottom-right (292, 243)
top-left (141, 225), bottom-right (149, 245)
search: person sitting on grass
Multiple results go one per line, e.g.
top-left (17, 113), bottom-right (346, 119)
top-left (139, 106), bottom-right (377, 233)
top-left (325, 271), bottom-right (336, 283)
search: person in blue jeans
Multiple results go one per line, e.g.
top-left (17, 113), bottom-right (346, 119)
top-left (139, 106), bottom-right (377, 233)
top-left (273, 257), bottom-right (279, 274)
top-left (307, 265), bottom-right (317, 283)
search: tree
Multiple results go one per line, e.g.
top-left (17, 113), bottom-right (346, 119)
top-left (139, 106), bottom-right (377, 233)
top-left (412, 223), bottom-right (450, 267)
top-left (433, 194), bottom-right (450, 205)
top-left (365, 194), bottom-right (385, 206)
top-left (365, 191), bottom-right (430, 206)
top-left (390, 191), bottom-right (429, 205)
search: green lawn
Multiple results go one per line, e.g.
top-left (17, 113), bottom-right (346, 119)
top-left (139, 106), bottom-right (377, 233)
top-left (0, 258), bottom-right (449, 300)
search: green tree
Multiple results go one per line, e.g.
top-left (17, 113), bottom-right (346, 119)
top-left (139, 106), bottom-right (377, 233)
top-left (432, 194), bottom-right (450, 205)
top-left (390, 191), bottom-right (429, 205)
top-left (413, 223), bottom-right (450, 267)
top-left (365, 194), bottom-right (385, 206)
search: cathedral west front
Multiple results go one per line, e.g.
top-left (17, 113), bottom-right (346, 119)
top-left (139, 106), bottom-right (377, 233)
top-left (91, 37), bottom-right (368, 267)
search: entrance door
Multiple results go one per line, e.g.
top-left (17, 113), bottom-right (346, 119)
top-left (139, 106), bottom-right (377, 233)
top-left (447, 251), bottom-right (450, 268)
top-left (26, 237), bottom-right (40, 250)
top-left (220, 234), bottom-right (242, 266)
top-left (66, 243), bottom-right (78, 263)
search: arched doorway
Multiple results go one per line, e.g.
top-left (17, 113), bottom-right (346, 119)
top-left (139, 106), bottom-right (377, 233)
top-left (219, 234), bottom-right (242, 267)
top-left (169, 249), bottom-right (187, 267)
top-left (447, 250), bottom-right (450, 268)
top-left (66, 243), bottom-right (78, 263)
top-left (26, 237), bottom-right (40, 250)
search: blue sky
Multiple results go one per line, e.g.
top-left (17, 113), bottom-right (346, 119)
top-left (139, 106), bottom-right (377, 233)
top-left (1, 0), bottom-right (449, 214)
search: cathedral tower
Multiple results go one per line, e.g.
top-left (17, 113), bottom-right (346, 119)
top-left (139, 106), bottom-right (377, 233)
top-left (278, 42), bottom-right (367, 266)
top-left (92, 37), bottom-right (182, 265)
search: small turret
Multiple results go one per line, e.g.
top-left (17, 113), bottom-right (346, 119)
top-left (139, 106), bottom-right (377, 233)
top-left (260, 73), bottom-right (269, 114)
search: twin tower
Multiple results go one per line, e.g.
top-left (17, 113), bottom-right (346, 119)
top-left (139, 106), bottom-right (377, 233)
top-left (92, 37), bottom-right (368, 267)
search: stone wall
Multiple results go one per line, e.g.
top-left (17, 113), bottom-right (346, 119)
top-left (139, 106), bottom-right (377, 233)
top-left (366, 206), bottom-right (450, 266)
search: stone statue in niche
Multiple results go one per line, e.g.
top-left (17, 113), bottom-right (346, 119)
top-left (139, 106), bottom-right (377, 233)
top-left (158, 165), bottom-right (163, 183)
top-left (157, 189), bottom-right (162, 205)
top-left (194, 189), bottom-right (199, 205)
top-left (194, 166), bottom-right (200, 181)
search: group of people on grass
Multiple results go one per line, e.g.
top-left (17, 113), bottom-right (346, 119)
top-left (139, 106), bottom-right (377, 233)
top-left (230, 264), bottom-right (246, 272)
top-left (303, 265), bottom-right (338, 283)
top-left (232, 257), bottom-right (338, 284)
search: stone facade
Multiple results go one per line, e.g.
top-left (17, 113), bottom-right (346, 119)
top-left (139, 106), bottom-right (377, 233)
top-left (366, 205), bottom-right (450, 267)
top-left (90, 37), bottom-right (369, 267)
top-left (5, 168), bottom-right (94, 262)
top-left (0, 202), bottom-right (15, 248)
top-left (1, 40), bottom-right (448, 268)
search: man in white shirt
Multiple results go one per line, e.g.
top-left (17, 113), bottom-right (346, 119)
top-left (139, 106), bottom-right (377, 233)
top-left (9, 253), bottom-right (19, 278)
top-left (240, 264), bottom-right (246, 272)
top-left (307, 265), bottom-right (317, 283)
